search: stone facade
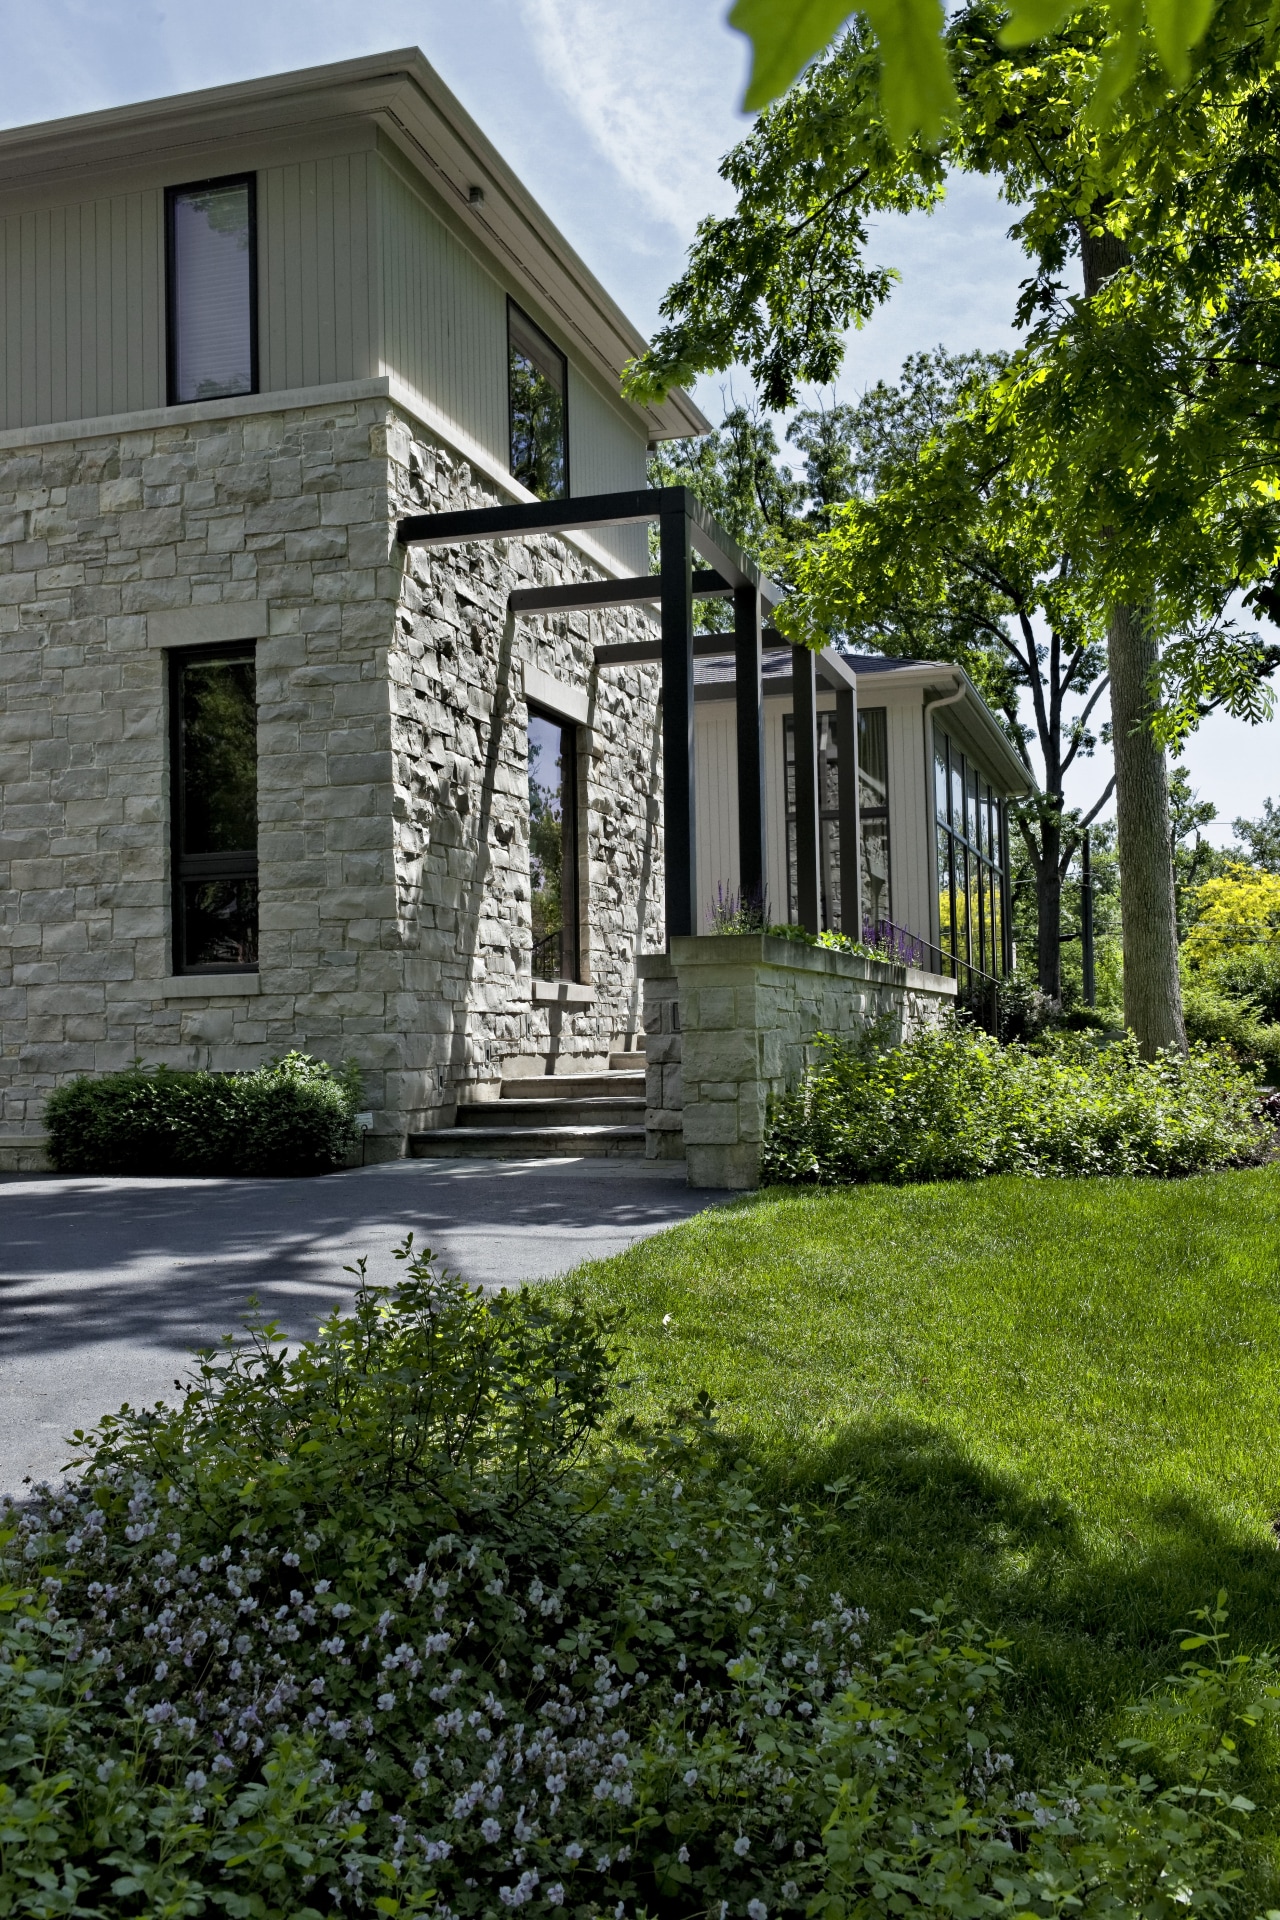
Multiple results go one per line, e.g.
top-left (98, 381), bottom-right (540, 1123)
top-left (0, 394), bottom-right (664, 1167)
top-left (641, 933), bottom-right (957, 1189)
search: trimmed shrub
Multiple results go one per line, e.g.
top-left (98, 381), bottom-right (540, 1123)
top-left (1, 1246), bottom-right (1271, 1919)
top-left (763, 1024), bottom-right (1269, 1186)
top-left (44, 1050), bottom-right (362, 1177)
top-left (1182, 977), bottom-right (1280, 1085)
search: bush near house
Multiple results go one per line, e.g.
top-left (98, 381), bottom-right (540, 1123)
top-left (1, 1247), bottom-right (1271, 1919)
top-left (763, 1024), bottom-right (1269, 1185)
top-left (1179, 864), bottom-right (1280, 1082)
top-left (43, 1051), bottom-right (362, 1177)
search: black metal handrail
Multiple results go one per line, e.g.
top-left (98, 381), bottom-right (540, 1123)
top-left (531, 929), bottom-right (560, 982)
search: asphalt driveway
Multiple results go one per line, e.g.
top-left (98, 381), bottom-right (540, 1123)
top-left (0, 1155), bottom-right (730, 1496)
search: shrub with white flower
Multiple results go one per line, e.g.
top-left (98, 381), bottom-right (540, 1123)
top-left (0, 1244), bottom-right (1267, 1918)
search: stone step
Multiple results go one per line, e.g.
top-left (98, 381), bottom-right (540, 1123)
top-left (500, 1071), bottom-right (643, 1101)
top-left (461, 1096), bottom-right (644, 1129)
top-left (410, 1124), bottom-right (645, 1159)
top-left (609, 1045), bottom-right (647, 1071)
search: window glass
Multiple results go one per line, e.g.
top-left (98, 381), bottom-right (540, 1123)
top-left (173, 649), bottom-right (258, 970)
top-left (168, 178), bottom-right (255, 404)
top-left (934, 730), bottom-right (949, 824)
top-left (857, 707), bottom-right (888, 813)
top-left (951, 752), bottom-right (966, 842)
top-left (937, 826), bottom-right (954, 962)
top-left (528, 708), bottom-right (579, 981)
top-left (784, 713), bottom-right (845, 929)
top-left (509, 303), bottom-right (568, 500)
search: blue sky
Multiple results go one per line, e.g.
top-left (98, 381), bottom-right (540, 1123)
top-left (0, 0), bottom-right (1271, 836)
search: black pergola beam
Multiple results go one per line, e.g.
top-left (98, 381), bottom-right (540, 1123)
top-left (660, 507), bottom-right (698, 939)
top-left (508, 568), bottom-right (728, 616)
top-left (398, 485), bottom-right (781, 607)
top-left (835, 686), bottom-right (861, 938)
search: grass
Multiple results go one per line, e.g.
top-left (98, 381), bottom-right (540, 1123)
top-left (546, 1166), bottom-right (1280, 1789)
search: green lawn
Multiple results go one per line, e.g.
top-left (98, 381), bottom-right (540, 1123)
top-left (548, 1166), bottom-right (1280, 1786)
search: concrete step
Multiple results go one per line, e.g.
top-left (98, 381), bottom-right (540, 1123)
top-left (410, 1124), bottom-right (645, 1159)
top-left (461, 1097), bottom-right (644, 1129)
top-left (500, 1071), bottom-right (643, 1102)
top-left (609, 1045), bottom-right (646, 1072)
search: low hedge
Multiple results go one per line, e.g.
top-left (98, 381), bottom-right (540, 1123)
top-left (44, 1050), bottom-right (362, 1177)
top-left (1, 1247), bottom-right (1272, 1918)
top-left (763, 1023), bottom-right (1270, 1185)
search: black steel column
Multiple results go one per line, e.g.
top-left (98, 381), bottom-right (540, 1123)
top-left (791, 643), bottom-right (821, 934)
top-left (835, 685), bottom-right (861, 937)
top-left (660, 507), bottom-right (698, 941)
top-left (733, 582), bottom-right (765, 915)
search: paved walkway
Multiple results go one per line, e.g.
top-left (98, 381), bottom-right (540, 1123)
top-left (0, 1156), bottom-right (729, 1495)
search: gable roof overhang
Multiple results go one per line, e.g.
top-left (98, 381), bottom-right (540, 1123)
top-left (0, 48), bottom-right (709, 446)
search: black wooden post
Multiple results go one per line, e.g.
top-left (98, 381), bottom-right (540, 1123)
top-left (791, 643), bottom-right (821, 934)
top-left (835, 685), bottom-right (861, 937)
top-left (733, 582), bottom-right (766, 917)
top-left (660, 506), bottom-right (698, 941)
top-left (1081, 827), bottom-right (1096, 1005)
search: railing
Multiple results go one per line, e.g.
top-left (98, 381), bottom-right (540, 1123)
top-left (862, 917), bottom-right (1003, 1034)
top-left (531, 929), bottom-right (560, 982)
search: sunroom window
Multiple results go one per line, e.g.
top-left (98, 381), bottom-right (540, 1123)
top-left (509, 301), bottom-right (568, 500)
top-left (166, 176), bottom-right (258, 405)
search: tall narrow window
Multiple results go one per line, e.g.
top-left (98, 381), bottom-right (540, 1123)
top-left (933, 722), bottom-right (1009, 981)
top-left (528, 707), bottom-right (579, 981)
top-left (857, 707), bottom-right (891, 932)
top-left (171, 647), bottom-right (258, 972)
top-left (509, 302), bottom-right (568, 500)
top-left (166, 176), bottom-right (257, 405)
top-left (784, 713), bottom-right (843, 927)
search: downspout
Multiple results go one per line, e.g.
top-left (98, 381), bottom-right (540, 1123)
top-left (922, 679), bottom-right (966, 964)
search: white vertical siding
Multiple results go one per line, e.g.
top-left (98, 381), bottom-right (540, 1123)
top-left (0, 192), bottom-right (165, 428)
top-left (882, 694), bottom-right (935, 946)
top-left (694, 701), bottom-right (739, 925)
top-left (376, 153), bottom-right (508, 469)
top-left (259, 152), bottom-right (380, 391)
top-left (567, 368), bottom-right (648, 571)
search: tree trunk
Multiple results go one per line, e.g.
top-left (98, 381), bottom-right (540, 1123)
top-left (1035, 809), bottom-right (1063, 998)
top-left (1107, 602), bottom-right (1186, 1054)
top-left (1080, 216), bottom-right (1187, 1056)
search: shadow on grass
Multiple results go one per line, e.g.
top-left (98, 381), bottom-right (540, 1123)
top-left (727, 1414), bottom-right (1280, 1774)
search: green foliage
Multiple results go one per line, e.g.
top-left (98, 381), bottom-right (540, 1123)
top-left (2, 1246), bottom-right (1272, 1917)
top-left (1230, 797), bottom-right (1280, 874)
top-left (763, 1022), bottom-right (1267, 1184)
top-left (1180, 974), bottom-right (1280, 1085)
top-left (43, 1051), bottom-right (362, 1178)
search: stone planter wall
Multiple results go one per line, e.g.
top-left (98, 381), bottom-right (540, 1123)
top-left (640, 934), bottom-right (957, 1190)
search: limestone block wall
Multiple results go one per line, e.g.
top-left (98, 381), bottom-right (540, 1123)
top-left (641, 933), bottom-right (958, 1189)
top-left (0, 392), bottom-right (664, 1168)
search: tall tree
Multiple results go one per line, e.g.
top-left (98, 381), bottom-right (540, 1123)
top-left (783, 349), bottom-right (1115, 997)
top-left (626, 6), bottom-right (1280, 1053)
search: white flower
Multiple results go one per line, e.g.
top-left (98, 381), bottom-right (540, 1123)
top-left (546, 1886), bottom-right (565, 1907)
top-left (185, 1770), bottom-right (207, 1792)
top-left (683, 1768), bottom-right (698, 1786)
top-left (748, 1903), bottom-right (768, 1920)
top-left (677, 1846), bottom-right (690, 1864)
top-left (377, 1692), bottom-right (396, 1711)
top-left (563, 1843), bottom-right (583, 1861)
top-left (481, 1818), bottom-right (502, 1843)
top-left (96, 1759), bottom-right (116, 1783)
top-left (357, 1790), bottom-right (375, 1812)
top-left (733, 1835), bottom-right (751, 1857)
top-left (781, 1883), bottom-right (799, 1901)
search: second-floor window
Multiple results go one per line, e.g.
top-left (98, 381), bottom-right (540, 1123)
top-left (509, 301), bottom-right (568, 499)
top-left (166, 175), bottom-right (258, 405)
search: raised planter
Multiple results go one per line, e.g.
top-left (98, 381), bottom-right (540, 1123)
top-left (640, 934), bottom-right (957, 1190)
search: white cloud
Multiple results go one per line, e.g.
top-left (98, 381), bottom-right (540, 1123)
top-left (515, 0), bottom-right (747, 239)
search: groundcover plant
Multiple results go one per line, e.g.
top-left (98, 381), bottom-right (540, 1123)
top-left (763, 1024), bottom-right (1271, 1185)
top-left (0, 1245), bottom-right (1271, 1917)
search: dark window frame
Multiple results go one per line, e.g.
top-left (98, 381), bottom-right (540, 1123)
top-left (507, 298), bottom-right (569, 501)
top-left (169, 642), bottom-right (260, 975)
top-left (933, 723), bottom-right (1011, 980)
top-left (526, 702), bottom-right (582, 984)
top-left (165, 172), bottom-right (260, 408)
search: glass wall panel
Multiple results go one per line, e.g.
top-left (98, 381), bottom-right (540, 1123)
top-left (167, 178), bottom-right (256, 405)
top-left (785, 713), bottom-right (847, 928)
top-left (172, 647), bottom-right (258, 971)
top-left (937, 826), bottom-right (954, 964)
top-left (857, 707), bottom-right (890, 932)
top-left (934, 729), bottom-right (949, 823)
top-left (509, 303), bottom-right (568, 500)
top-left (528, 707), bottom-right (579, 980)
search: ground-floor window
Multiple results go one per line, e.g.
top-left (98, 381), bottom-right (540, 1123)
top-left (783, 706), bottom-right (891, 932)
top-left (170, 645), bottom-right (259, 973)
top-left (934, 723), bottom-right (1008, 980)
top-left (527, 706), bottom-right (580, 981)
